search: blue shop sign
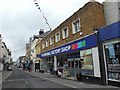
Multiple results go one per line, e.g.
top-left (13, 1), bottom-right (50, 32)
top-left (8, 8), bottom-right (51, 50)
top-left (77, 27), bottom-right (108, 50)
top-left (99, 21), bottom-right (120, 41)
top-left (40, 34), bottom-right (97, 58)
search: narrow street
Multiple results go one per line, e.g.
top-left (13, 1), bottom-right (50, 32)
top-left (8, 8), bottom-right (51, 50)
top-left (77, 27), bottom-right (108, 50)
top-left (1, 67), bottom-right (119, 90)
top-left (2, 67), bottom-right (70, 89)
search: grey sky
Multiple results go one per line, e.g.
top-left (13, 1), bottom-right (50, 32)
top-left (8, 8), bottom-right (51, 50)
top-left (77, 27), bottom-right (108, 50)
top-left (0, 0), bottom-right (105, 61)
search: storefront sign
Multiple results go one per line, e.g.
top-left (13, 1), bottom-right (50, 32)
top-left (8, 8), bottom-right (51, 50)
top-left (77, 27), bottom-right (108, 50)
top-left (40, 34), bottom-right (97, 58)
top-left (41, 45), bottom-right (71, 57)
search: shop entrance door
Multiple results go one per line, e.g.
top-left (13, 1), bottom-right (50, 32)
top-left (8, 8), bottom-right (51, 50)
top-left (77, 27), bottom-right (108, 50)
top-left (74, 60), bottom-right (81, 76)
top-left (68, 58), bottom-right (81, 77)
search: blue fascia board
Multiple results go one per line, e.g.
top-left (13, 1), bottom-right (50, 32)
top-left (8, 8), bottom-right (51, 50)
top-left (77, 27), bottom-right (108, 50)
top-left (39, 34), bottom-right (97, 58)
top-left (99, 21), bottom-right (120, 41)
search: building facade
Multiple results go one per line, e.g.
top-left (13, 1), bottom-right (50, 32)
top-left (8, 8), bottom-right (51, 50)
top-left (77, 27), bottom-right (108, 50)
top-left (26, 30), bottom-right (51, 71)
top-left (0, 34), bottom-right (12, 71)
top-left (98, 0), bottom-right (120, 87)
top-left (38, 1), bottom-right (106, 84)
top-left (35, 30), bottom-right (51, 72)
top-left (26, 43), bottom-right (31, 61)
top-left (0, 34), bottom-right (3, 71)
top-left (98, 21), bottom-right (120, 87)
top-left (24, 0), bottom-right (120, 87)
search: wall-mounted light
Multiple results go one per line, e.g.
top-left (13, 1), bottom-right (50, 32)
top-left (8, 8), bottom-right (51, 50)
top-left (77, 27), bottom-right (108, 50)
top-left (80, 32), bottom-right (83, 36)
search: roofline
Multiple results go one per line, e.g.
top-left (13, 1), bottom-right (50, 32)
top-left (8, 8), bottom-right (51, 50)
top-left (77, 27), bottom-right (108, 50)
top-left (41, 1), bottom-right (103, 40)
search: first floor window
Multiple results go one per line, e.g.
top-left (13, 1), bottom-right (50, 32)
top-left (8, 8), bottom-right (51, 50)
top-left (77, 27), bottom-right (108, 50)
top-left (55, 32), bottom-right (60, 42)
top-left (42, 43), bottom-right (45, 49)
top-left (72, 18), bottom-right (81, 34)
top-left (50, 36), bottom-right (54, 45)
top-left (46, 40), bottom-right (49, 47)
top-left (62, 27), bottom-right (68, 39)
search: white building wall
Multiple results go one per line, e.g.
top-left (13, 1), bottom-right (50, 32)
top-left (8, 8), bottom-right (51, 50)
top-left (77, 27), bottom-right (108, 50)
top-left (0, 36), bottom-right (3, 71)
top-left (103, 0), bottom-right (120, 25)
top-left (0, 38), bottom-right (2, 59)
top-left (92, 47), bottom-right (101, 77)
top-left (31, 39), bottom-right (38, 71)
top-left (1, 43), bottom-right (9, 63)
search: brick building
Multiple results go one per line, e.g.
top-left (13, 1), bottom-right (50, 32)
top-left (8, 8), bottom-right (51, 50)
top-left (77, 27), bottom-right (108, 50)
top-left (39, 1), bottom-right (106, 84)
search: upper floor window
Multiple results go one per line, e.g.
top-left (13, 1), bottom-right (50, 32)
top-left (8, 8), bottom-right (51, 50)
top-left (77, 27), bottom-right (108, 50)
top-left (72, 18), bottom-right (81, 34)
top-left (50, 36), bottom-right (54, 45)
top-left (46, 40), bottom-right (49, 47)
top-left (42, 43), bottom-right (45, 49)
top-left (62, 27), bottom-right (68, 39)
top-left (55, 32), bottom-right (60, 42)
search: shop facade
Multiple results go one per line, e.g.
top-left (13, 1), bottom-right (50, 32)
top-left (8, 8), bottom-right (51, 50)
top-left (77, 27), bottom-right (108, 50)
top-left (40, 34), bottom-right (102, 84)
top-left (99, 21), bottom-right (120, 87)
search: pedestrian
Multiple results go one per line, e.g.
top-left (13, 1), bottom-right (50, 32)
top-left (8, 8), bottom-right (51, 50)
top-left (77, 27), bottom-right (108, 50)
top-left (28, 60), bottom-right (33, 72)
top-left (22, 62), bottom-right (25, 70)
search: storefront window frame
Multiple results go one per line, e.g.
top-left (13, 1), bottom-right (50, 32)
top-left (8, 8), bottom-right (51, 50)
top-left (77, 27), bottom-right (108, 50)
top-left (103, 38), bottom-right (120, 82)
top-left (80, 48), bottom-right (94, 76)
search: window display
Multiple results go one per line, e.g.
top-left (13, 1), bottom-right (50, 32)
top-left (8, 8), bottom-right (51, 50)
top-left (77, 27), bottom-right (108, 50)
top-left (80, 49), bottom-right (94, 76)
top-left (104, 42), bottom-right (120, 81)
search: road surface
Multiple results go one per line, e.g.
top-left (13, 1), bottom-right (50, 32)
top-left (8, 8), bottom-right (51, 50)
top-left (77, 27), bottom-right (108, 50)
top-left (2, 67), bottom-right (72, 89)
top-left (2, 67), bottom-right (119, 90)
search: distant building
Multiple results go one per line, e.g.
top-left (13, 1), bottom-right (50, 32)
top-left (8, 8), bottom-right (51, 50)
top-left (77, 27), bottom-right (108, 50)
top-left (26, 29), bottom-right (51, 71)
top-left (35, 29), bottom-right (51, 71)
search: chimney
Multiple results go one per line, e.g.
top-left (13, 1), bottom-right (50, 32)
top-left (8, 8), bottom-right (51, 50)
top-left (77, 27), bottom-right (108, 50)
top-left (39, 29), bottom-right (44, 36)
top-left (90, 0), bottom-right (96, 2)
top-left (29, 37), bottom-right (32, 43)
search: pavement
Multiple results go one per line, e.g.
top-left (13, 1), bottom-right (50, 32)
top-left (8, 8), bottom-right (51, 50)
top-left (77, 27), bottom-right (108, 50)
top-left (0, 70), bottom-right (12, 90)
top-left (0, 71), bottom-right (12, 83)
top-left (26, 70), bottom-right (120, 89)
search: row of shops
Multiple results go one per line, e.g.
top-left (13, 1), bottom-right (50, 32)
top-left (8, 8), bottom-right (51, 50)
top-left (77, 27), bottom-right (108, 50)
top-left (36, 21), bottom-right (120, 87)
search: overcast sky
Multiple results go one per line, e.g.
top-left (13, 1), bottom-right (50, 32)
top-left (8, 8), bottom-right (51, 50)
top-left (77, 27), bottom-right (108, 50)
top-left (0, 0), bottom-right (105, 61)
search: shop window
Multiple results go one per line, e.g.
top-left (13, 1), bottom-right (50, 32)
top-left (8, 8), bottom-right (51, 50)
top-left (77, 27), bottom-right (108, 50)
top-left (80, 49), bottom-right (94, 76)
top-left (104, 42), bottom-right (120, 81)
